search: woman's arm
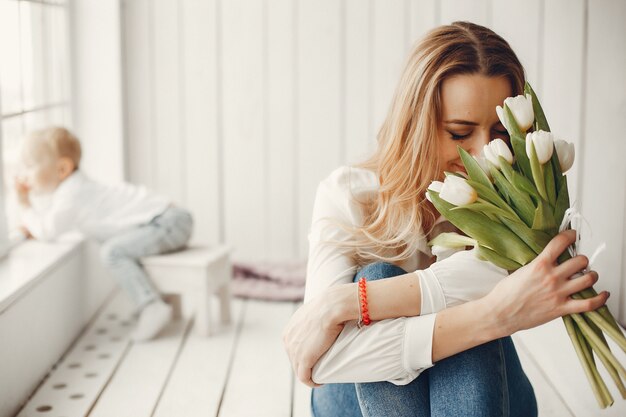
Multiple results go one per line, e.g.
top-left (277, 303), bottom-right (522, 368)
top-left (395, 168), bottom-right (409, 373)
top-left (431, 233), bottom-right (605, 362)
top-left (322, 246), bottom-right (510, 324)
top-left (285, 230), bottom-right (608, 386)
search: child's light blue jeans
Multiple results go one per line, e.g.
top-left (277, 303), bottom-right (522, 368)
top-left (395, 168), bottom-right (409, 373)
top-left (311, 262), bottom-right (538, 417)
top-left (99, 206), bottom-right (193, 313)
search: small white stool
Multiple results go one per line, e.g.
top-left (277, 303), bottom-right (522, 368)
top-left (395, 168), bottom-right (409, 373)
top-left (140, 244), bottom-right (232, 336)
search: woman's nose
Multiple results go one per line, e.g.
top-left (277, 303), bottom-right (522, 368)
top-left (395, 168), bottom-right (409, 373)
top-left (469, 131), bottom-right (491, 156)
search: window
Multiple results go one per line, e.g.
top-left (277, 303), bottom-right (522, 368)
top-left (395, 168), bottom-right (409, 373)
top-left (0, 0), bottom-right (72, 255)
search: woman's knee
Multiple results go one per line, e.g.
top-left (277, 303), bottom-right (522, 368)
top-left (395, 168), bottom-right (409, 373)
top-left (311, 384), bottom-right (361, 417)
top-left (354, 262), bottom-right (407, 282)
top-left (355, 376), bottom-right (430, 417)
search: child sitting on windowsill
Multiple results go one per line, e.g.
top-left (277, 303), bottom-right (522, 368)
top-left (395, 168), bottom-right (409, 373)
top-left (14, 126), bottom-right (193, 342)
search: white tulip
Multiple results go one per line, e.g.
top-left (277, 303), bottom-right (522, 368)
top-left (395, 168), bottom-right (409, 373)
top-left (483, 138), bottom-right (514, 168)
top-left (526, 130), bottom-right (554, 164)
top-left (554, 139), bottom-right (575, 172)
top-left (439, 176), bottom-right (477, 206)
top-left (428, 181), bottom-right (444, 193)
top-left (496, 93), bottom-right (534, 132)
top-left (474, 153), bottom-right (492, 179)
top-left (426, 181), bottom-right (444, 202)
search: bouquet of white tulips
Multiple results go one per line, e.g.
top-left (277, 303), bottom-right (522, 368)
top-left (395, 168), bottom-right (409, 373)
top-left (426, 82), bottom-right (626, 408)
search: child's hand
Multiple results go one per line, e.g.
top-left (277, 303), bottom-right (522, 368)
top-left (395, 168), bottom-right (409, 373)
top-left (14, 178), bottom-right (31, 207)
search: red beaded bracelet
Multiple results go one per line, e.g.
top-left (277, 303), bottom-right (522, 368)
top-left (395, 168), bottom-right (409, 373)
top-left (357, 277), bottom-right (371, 328)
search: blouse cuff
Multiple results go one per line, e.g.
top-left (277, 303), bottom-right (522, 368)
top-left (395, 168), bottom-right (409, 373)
top-left (416, 269), bottom-right (447, 315)
top-left (402, 313), bottom-right (437, 377)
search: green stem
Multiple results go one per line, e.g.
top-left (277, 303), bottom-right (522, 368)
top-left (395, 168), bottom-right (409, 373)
top-left (571, 313), bottom-right (626, 379)
top-left (576, 322), bottom-right (614, 407)
top-left (584, 314), bottom-right (626, 399)
top-left (564, 316), bottom-right (609, 408)
top-left (583, 310), bottom-right (626, 354)
top-left (573, 290), bottom-right (624, 334)
top-left (529, 145), bottom-right (548, 201)
top-left (559, 251), bottom-right (624, 335)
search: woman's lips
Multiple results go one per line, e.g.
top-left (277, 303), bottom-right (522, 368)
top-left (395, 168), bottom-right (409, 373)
top-left (452, 163), bottom-right (466, 174)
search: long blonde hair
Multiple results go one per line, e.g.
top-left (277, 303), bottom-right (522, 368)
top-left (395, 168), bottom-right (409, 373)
top-left (327, 21), bottom-right (526, 267)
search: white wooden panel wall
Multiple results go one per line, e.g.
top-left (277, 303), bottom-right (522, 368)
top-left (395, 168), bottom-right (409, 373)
top-left (122, 0), bottom-right (626, 323)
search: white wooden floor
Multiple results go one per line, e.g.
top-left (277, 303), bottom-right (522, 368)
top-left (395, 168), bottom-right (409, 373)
top-left (14, 290), bottom-right (626, 417)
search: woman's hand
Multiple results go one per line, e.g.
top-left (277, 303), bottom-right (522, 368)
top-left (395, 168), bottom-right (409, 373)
top-left (484, 229), bottom-right (609, 336)
top-left (283, 284), bottom-right (355, 387)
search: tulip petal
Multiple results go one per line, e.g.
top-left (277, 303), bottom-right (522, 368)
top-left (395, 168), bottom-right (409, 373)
top-left (496, 106), bottom-right (508, 131)
top-left (524, 82), bottom-right (551, 132)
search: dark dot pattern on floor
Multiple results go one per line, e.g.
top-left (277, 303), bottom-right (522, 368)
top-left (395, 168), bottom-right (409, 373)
top-left (16, 302), bottom-right (136, 417)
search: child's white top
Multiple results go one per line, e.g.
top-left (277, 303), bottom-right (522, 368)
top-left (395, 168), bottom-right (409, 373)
top-left (22, 170), bottom-right (171, 242)
top-left (306, 165), bottom-right (500, 385)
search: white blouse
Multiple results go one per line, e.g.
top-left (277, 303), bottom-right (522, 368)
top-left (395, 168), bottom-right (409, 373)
top-left (305, 165), bottom-right (506, 386)
top-left (22, 170), bottom-right (171, 242)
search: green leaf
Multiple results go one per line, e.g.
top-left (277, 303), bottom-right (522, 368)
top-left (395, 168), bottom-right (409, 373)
top-left (554, 176), bottom-right (571, 227)
top-left (428, 190), bottom-right (536, 265)
top-left (453, 200), bottom-right (519, 223)
top-left (428, 232), bottom-right (477, 249)
top-left (499, 216), bottom-right (553, 255)
top-left (503, 104), bottom-right (524, 138)
top-left (528, 140), bottom-right (548, 201)
top-left (490, 167), bottom-right (536, 227)
top-left (524, 82), bottom-right (551, 132)
top-left (511, 135), bottom-right (534, 182)
top-left (532, 198), bottom-right (557, 233)
top-left (477, 245), bottom-right (523, 271)
top-left (511, 171), bottom-right (540, 201)
top-left (465, 179), bottom-right (517, 215)
top-left (444, 171), bottom-right (466, 178)
top-left (497, 156), bottom-right (516, 182)
top-left (457, 146), bottom-right (494, 190)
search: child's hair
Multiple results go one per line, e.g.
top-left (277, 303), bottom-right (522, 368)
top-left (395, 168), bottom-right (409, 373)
top-left (324, 21), bottom-right (526, 267)
top-left (25, 126), bottom-right (82, 169)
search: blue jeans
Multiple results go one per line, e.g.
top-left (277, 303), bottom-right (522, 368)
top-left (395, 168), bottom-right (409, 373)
top-left (99, 206), bottom-right (193, 312)
top-left (311, 262), bottom-right (537, 417)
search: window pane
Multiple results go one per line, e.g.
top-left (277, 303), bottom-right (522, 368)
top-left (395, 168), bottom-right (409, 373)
top-left (2, 116), bottom-right (24, 183)
top-left (2, 117), bottom-right (23, 231)
top-left (0, 0), bottom-right (23, 115)
top-left (20, 1), bottom-right (47, 110)
top-left (48, 105), bottom-right (69, 126)
top-left (23, 108), bottom-right (50, 131)
top-left (45, 5), bottom-right (69, 104)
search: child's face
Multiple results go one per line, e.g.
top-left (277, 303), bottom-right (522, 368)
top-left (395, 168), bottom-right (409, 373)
top-left (437, 73), bottom-right (512, 178)
top-left (20, 142), bottom-right (64, 194)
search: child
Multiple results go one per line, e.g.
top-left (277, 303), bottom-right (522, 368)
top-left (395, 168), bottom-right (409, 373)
top-left (15, 126), bottom-right (193, 342)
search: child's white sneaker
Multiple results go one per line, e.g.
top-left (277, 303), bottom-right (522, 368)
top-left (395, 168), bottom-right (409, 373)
top-left (132, 300), bottom-right (173, 342)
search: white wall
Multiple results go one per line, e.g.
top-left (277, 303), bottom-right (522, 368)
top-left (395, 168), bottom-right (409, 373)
top-left (120, 0), bottom-right (626, 323)
top-left (72, 0), bottom-right (125, 183)
top-left (0, 240), bottom-right (116, 417)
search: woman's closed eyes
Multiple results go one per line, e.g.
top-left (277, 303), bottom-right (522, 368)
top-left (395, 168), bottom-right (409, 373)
top-left (447, 128), bottom-right (509, 141)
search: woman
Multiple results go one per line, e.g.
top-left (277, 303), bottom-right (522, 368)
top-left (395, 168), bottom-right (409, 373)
top-left (282, 21), bottom-right (608, 417)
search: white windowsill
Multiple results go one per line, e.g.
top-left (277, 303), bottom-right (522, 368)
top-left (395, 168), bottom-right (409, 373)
top-left (0, 234), bottom-right (85, 314)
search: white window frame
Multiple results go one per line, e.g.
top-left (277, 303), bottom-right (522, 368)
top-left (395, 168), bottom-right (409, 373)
top-left (0, 0), bottom-right (72, 257)
top-left (0, 109), bottom-right (8, 258)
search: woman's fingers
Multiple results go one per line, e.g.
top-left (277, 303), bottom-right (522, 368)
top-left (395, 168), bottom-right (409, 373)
top-left (560, 270), bottom-right (598, 297)
top-left (297, 363), bottom-right (321, 388)
top-left (563, 290), bottom-right (610, 316)
top-left (539, 230), bottom-right (576, 264)
top-left (554, 254), bottom-right (589, 280)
